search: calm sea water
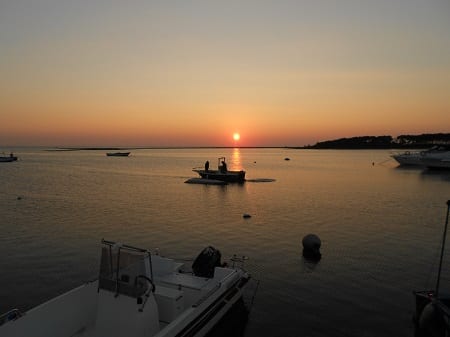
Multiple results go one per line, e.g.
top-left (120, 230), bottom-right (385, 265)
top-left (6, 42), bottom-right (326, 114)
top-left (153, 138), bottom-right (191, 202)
top-left (1, 148), bottom-right (450, 337)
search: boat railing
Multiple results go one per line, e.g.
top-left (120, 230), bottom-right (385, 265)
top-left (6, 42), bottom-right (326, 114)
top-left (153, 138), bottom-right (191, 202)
top-left (219, 269), bottom-right (239, 285)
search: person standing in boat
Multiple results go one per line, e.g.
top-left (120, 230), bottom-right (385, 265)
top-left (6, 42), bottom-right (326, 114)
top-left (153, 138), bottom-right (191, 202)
top-left (221, 160), bottom-right (227, 173)
top-left (204, 160), bottom-right (209, 172)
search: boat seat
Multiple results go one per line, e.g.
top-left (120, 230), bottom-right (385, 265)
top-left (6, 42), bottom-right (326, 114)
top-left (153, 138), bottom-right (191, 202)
top-left (154, 286), bottom-right (184, 323)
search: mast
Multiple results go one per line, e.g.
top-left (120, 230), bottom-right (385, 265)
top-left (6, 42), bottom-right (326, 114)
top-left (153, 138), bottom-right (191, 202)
top-left (436, 200), bottom-right (450, 297)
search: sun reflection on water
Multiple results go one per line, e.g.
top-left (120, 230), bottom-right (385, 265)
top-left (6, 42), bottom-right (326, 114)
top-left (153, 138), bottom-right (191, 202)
top-left (230, 148), bottom-right (243, 171)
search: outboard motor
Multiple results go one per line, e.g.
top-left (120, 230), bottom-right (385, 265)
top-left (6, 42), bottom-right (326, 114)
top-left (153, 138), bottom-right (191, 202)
top-left (192, 246), bottom-right (222, 278)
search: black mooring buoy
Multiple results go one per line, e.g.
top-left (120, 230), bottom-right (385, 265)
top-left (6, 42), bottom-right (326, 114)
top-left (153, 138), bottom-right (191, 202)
top-left (302, 234), bottom-right (322, 261)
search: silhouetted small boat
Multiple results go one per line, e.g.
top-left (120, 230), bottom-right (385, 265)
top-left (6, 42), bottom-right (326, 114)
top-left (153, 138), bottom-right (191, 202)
top-left (106, 152), bottom-right (130, 157)
top-left (193, 157), bottom-right (245, 183)
top-left (0, 153), bottom-right (18, 162)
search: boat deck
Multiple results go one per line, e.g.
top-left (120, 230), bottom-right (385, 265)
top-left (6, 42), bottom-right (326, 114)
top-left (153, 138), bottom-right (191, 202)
top-left (155, 272), bottom-right (212, 290)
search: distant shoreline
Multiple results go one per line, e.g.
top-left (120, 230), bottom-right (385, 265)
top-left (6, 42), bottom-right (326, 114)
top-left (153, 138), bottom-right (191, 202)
top-left (299, 133), bottom-right (450, 150)
top-left (47, 146), bottom-right (290, 151)
top-left (10, 132), bottom-right (450, 151)
top-left (45, 145), bottom-right (438, 151)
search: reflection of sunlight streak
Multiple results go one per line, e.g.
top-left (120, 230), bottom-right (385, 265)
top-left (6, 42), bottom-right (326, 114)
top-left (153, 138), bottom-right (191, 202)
top-left (230, 148), bottom-right (242, 171)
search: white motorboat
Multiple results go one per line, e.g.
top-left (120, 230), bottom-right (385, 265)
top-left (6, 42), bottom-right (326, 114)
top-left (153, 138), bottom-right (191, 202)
top-left (0, 240), bottom-right (252, 337)
top-left (391, 146), bottom-right (450, 166)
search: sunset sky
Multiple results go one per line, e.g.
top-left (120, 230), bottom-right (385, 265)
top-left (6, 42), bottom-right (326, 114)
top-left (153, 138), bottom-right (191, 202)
top-left (1, 0), bottom-right (449, 147)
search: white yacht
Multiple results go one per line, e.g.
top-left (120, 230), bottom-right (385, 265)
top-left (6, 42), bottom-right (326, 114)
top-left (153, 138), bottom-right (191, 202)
top-left (391, 146), bottom-right (450, 166)
top-left (0, 240), bottom-right (252, 337)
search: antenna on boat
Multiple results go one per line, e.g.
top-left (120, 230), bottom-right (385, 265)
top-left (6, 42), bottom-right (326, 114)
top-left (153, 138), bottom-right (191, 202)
top-left (436, 200), bottom-right (450, 297)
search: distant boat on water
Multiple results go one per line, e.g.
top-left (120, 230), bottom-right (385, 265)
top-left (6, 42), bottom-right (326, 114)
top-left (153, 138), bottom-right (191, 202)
top-left (0, 153), bottom-right (18, 162)
top-left (193, 157), bottom-right (245, 183)
top-left (106, 152), bottom-right (130, 157)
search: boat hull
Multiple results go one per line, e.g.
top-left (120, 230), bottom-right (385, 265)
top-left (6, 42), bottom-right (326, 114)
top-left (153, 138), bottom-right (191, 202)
top-left (391, 148), bottom-right (450, 166)
top-left (391, 153), bottom-right (424, 166)
top-left (421, 159), bottom-right (450, 169)
top-left (0, 157), bottom-right (17, 162)
top-left (163, 275), bottom-right (250, 337)
top-left (193, 170), bottom-right (245, 183)
top-left (106, 152), bottom-right (130, 157)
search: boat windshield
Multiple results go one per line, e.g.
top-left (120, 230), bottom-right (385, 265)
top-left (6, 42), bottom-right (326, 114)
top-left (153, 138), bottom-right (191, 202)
top-left (98, 240), bottom-right (152, 298)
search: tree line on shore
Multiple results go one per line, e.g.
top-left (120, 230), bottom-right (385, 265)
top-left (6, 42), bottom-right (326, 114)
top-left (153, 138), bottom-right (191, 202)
top-left (302, 133), bottom-right (450, 149)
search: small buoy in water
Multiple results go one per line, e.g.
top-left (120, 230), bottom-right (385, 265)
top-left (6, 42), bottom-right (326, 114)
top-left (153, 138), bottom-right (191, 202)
top-left (302, 234), bottom-right (321, 261)
top-left (243, 213), bottom-right (252, 219)
top-left (284, 157), bottom-right (290, 161)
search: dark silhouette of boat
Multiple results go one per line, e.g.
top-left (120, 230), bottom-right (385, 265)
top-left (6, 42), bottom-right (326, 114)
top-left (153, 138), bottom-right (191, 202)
top-left (0, 153), bottom-right (18, 162)
top-left (106, 152), bottom-right (130, 157)
top-left (193, 157), bottom-right (245, 183)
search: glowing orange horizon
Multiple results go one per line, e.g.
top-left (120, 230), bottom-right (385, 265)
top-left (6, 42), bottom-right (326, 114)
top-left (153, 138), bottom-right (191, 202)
top-left (1, 2), bottom-right (449, 147)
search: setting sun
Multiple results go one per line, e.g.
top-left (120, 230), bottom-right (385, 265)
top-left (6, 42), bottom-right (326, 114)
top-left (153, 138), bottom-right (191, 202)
top-left (233, 133), bottom-right (240, 141)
